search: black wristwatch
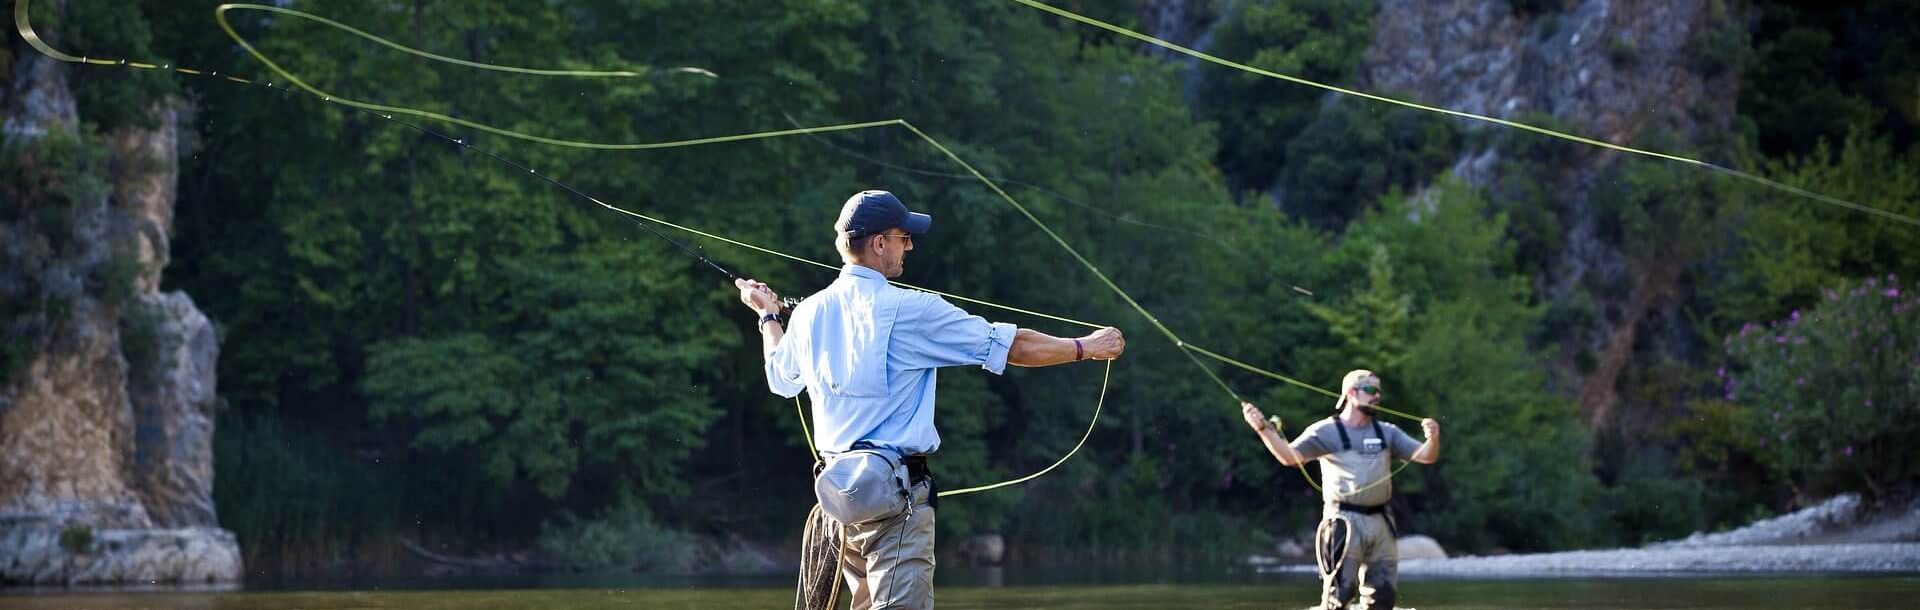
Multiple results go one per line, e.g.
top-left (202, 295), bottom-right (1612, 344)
top-left (758, 312), bottom-right (781, 328)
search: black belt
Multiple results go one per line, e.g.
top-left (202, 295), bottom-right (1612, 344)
top-left (903, 455), bottom-right (930, 484)
top-left (1337, 501), bottom-right (1386, 515)
top-left (904, 455), bottom-right (936, 511)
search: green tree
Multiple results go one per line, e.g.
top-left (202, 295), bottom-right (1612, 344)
top-left (1277, 99), bottom-right (1461, 227)
top-left (1342, 181), bottom-right (1598, 551)
top-left (1195, 0), bottom-right (1376, 197)
top-left (35, 0), bottom-right (177, 130)
top-left (1710, 129), bottom-right (1920, 327)
top-left (1741, 1), bottom-right (1920, 156)
top-left (362, 246), bottom-right (727, 501)
top-left (159, 0), bottom-right (777, 549)
top-left (1303, 244), bottom-right (1411, 371)
top-left (1722, 275), bottom-right (1920, 501)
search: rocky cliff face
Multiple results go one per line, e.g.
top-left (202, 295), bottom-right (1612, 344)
top-left (1147, 0), bottom-right (1737, 426)
top-left (1360, 0), bottom-right (1732, 150)
top-left (1, 12), bottom-right (240, 585)
top-left (1140, 0), bottom-right (1220, 58)
top-left (111, 104), bottom-right (225, 532)
top-left (1355, 0), bottom-right (1738, 425)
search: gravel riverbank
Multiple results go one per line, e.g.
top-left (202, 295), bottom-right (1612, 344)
top-left (1399, 541), bottom-right (1920, 576)
top-left (1416, 494), bottom-right (1920, 576)
top-left (1261, 494), bottom-right (1920, 577)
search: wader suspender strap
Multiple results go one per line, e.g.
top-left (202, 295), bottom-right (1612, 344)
top-left (1328, 416), bottom-right (1387, 452)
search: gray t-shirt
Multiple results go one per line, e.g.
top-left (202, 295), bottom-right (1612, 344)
top-left (1289, 416), bottom-right (1423, 509)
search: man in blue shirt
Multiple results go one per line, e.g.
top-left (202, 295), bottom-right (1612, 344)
top-left (736, 189), bottom-right (1124, 610)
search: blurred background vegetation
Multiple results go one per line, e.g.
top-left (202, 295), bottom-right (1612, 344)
top-left (6, 0), bottom-right (1914, 575)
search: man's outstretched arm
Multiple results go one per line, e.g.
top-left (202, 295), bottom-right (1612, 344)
top-left (1008, 327), bottom-right (1125, 367)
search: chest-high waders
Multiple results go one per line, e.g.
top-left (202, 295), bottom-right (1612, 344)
top-left (1314, 416), bottom-right (1399, 610)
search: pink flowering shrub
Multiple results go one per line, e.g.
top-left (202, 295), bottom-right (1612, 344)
top-left (1722, 274), bottom-right (1919, 499)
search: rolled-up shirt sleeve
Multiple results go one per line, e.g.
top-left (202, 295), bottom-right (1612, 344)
top-left (764, 342), bottom-right (805, 398)
top-left (894, 292), bottom-right (1017, 375)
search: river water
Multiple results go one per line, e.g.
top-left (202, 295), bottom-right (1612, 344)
top-left (2, 571), bottom-right (1915, 609)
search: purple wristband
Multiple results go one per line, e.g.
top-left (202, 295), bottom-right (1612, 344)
top-left (1074, 338), bottom-right (1084, 361)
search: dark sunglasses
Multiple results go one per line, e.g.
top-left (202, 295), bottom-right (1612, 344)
top-left (875, 233), bottom-right (914, 245)
top-left (1356, 385), bottom-right (1381, 396)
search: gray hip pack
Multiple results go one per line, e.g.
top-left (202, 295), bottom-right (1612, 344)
top-left (814, 445), bottom-right (912, 525)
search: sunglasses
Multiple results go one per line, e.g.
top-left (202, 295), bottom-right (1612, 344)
top-left (1356, 385), bottom-right (1382, 396)
top-left (875, 233), bottom-right (914, 245)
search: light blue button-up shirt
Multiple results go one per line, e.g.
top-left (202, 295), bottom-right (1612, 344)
top-left (764, 265), bottom-right (1017, 455)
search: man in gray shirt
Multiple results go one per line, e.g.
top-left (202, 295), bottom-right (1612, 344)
top-left (1241, 369), bottom-right (1439, 610)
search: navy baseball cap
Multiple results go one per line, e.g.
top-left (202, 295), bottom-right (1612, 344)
top-left (835, 190), bottom-right (932, 239)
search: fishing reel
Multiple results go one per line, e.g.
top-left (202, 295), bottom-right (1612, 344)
top-left (770, 296), bottom-right (804, 323)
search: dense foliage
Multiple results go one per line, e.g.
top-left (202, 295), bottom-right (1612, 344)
top-left (16, 0), bottom-right (1913, 572)
top-left (1718, 275), bottom-right (1919, 500)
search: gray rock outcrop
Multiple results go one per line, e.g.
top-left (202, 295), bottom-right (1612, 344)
top-left (1, 3), bottom-right (240, 585)
top-left (1354, 0), bottom-right (1739, 426)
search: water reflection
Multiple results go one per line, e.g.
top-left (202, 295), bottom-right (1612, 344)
top-left (0, 574), bottom-right (1914, 610)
